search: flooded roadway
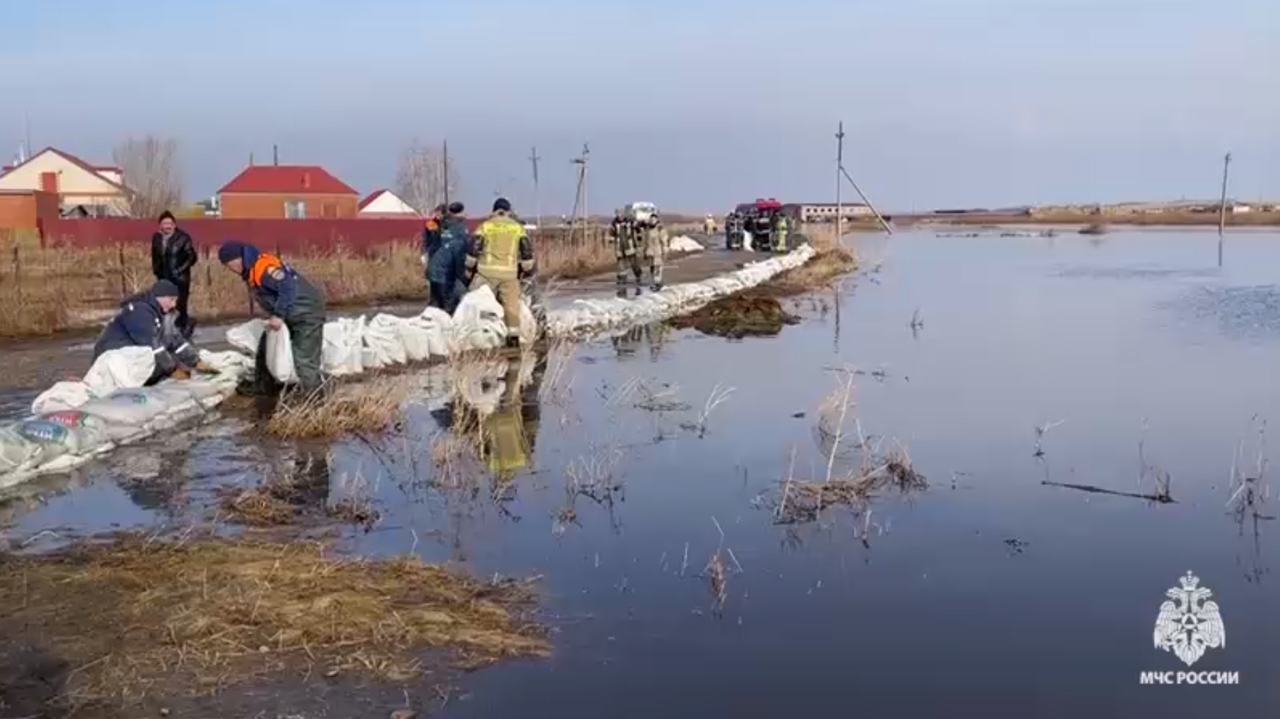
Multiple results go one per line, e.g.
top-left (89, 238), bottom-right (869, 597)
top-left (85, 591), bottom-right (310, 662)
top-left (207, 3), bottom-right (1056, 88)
top-left (4, 228), bottom-right (1280, 717)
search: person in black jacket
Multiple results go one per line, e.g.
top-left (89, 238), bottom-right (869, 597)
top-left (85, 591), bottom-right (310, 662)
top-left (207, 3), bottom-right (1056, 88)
top-left (151, 211), bottom-right (197, 337)
top-left (93, 280), bottom-right (206, 385)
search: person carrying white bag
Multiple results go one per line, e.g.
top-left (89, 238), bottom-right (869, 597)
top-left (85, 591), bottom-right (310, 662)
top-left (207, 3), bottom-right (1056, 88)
top-left (218, 241), bottom-right (328, 400)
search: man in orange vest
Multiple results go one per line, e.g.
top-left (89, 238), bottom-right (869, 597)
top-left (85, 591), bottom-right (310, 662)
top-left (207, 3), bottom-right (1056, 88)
top-left (218, 241), bottom-right (327, 397)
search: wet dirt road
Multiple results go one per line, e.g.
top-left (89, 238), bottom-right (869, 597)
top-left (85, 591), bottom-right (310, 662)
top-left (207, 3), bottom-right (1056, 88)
top-left (8, 228), bottom-right (1280, 717)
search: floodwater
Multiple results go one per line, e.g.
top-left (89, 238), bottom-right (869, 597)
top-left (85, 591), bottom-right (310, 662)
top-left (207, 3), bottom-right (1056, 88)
top-left (5, 228), bottom-right (1280, 717)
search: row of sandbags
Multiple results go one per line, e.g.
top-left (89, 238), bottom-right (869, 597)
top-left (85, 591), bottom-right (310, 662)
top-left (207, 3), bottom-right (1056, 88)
top-left (1, 243), bottom-right (809, 489)
top-left (3, 351), bottom-right (253, 490)
top-left (546, 244), bottom-right (815, 337)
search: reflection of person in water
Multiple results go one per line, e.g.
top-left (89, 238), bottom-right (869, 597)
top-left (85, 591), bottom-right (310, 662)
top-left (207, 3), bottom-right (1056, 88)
top-left (478, 362), bottom-right (543, 484)
top-left (610, 322), bottom-right (671, 361)
top-left (290, 443), bottom-right (332, 507)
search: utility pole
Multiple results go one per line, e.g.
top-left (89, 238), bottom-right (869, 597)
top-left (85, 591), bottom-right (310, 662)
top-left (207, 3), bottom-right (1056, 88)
top-left (273, 144), bottom-right (278, 165)
top-left (1217, 152), bottom-right (1232, 267)
top-left (835, 121), bottom-right (845, 244)
top-left (570, 143), bottom-right (590, 242)
top-left (529, 145), bottom-right (542, 234)
top-left (23, 111), bottom-right (31, 160)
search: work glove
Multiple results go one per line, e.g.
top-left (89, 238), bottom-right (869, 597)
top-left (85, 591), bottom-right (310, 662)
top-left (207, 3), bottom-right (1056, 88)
top-left (420, 254), bottom-right (428, 267)
top-left (171, 367), bottom-right (192, 380)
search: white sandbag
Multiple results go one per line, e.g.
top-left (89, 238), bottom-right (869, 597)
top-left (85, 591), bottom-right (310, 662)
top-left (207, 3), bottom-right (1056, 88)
top-left (79, 388), bottom-right (177, 427)
top-left (264, 325), bottom-right (297, 383)
top-left (322, 317), bottom-right (366, 376)
top-left (365, 314), bottom-right (409, 367)
top-left (227, 319), bottom-right (265, 355)
top-left (669, 235), bottom-right (704, 253)
top-left (21, 413), bottom-right (106, 455)
top-left (419, 307), bottom-right (452, 358)
top-left (31, 381), bottom-right (94, 414)
top-left (450, 286), bottom-right (508, 352)
top-left (0, 424), bottom-right (66, 473)
top-left (83, 346), bottom-right (156, 394)
top-left (197, 349), bottom-right (255, 377)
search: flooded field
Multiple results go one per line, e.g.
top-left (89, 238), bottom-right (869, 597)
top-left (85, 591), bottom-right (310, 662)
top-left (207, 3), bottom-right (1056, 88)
top-left (4, 228), bottom-right (1280, 716)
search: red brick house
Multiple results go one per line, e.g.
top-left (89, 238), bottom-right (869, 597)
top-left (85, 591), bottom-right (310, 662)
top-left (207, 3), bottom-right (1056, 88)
top-left (217, 165), bottom-right (359, 219)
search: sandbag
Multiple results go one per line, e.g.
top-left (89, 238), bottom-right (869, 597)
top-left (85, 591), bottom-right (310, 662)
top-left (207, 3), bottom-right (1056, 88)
top-left (83, 346), bottom-right (156, 394)
top-left (78, 388), bottom-right (176, 427)
top-left (31, 381), bottom-right (94, 414)
top-left (450, 286), bottom-right (508, 352)
top-left (450, 286), bottom-right (540, 352)
top-left (322, 317), bottom-right (366, 376)
top-left (669, 235), bottom-right (704, 253)
top-left (227, 319), bottom-right (265, 355)
top-left (364, 314), bottom-right (409, 368)
top-left (0, 424), bottom-right (67, 473)
top-left (419, 307), bottom-right (452, 358)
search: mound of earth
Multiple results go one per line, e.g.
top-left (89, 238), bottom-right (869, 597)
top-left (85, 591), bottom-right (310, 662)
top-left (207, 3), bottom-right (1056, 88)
top-left (669, 247), bottom-right (855, 338)
top-left (669, 294), bottom-right (800, 338)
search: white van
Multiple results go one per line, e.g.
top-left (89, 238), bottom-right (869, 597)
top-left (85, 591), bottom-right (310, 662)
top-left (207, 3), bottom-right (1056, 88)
top-left (625, 202), bottom-right (657, 223)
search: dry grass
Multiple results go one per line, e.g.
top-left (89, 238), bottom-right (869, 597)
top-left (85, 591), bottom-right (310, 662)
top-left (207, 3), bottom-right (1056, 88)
top-left (216, 470), bottom-right (381, 532)
top-left (0, 228), bottom-right (617, 337)
top-left (264, 376), bottom-right (410, 440)
top-left (771, 368), bottom-right (927, 525)
top-left (0, 533), bottom-right (547, 709)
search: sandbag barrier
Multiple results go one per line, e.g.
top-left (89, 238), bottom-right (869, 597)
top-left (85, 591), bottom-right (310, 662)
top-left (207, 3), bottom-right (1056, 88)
top-left (1, 242), bottom-right (816, 490)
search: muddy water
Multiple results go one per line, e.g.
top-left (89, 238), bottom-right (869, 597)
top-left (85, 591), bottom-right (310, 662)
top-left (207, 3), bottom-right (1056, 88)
top-left (5, 229), bottom-right (1280, 716)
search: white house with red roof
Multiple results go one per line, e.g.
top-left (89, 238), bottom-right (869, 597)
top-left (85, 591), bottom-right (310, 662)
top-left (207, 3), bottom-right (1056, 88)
top-left (358, 188), bottom-right (420, 218)
top-left (0, 146), bottom-right (132, 216)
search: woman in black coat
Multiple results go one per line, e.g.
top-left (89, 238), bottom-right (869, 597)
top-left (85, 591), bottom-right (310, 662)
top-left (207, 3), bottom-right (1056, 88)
top-left (151, 211), bottom-right (197, 336)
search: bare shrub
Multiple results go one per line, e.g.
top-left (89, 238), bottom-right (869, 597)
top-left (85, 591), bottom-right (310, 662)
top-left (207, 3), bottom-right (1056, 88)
top-left (113, 135), bottom-right (183, 218)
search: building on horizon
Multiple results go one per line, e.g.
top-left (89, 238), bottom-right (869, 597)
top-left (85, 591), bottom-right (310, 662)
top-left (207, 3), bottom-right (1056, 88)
top-left (0, 146), bottom-right (131, 218)
top-left (217, 164), bottom-right (359, 219)
top-left (357, 188), bottom-right (421, 218)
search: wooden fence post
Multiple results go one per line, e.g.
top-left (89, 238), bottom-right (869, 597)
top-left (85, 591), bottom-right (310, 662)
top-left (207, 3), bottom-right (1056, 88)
top-left (12, 246), bottom-right (21, 301)
top-left (117, 243), bottom-right (127, 298)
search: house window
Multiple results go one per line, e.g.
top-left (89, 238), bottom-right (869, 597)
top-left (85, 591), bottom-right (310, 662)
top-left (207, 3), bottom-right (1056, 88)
top-left (285, 200), bottom-right (306, 219)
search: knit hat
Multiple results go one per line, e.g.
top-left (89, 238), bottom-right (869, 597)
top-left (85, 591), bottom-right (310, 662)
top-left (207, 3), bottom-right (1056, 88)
top-left (152, 279), bottom-right (181, 298)
top-left (492, 197), bottom-right (512, 213)
top-left (218, 241), bottom-right (246, 264)
top-left (447, 202), bottom-right (465, 215)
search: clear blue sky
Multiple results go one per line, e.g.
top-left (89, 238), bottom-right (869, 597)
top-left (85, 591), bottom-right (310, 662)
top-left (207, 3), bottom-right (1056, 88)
top-left (2, 0), bottom-right (1276, 213)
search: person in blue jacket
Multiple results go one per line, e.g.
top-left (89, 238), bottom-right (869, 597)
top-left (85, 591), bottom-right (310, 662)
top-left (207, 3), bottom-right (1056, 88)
top-left (427, 202), bottom-right (469, 314)
top-left (217, 241), bottom-right (327, 397)
top-left (93, 279), bottom-right (204, 385)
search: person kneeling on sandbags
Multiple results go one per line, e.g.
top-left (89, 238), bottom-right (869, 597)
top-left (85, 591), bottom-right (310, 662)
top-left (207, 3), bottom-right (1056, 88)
top-left (93, 279), bottom-right (214, 385)
top-left (217, 241), bottom-right (328, 398)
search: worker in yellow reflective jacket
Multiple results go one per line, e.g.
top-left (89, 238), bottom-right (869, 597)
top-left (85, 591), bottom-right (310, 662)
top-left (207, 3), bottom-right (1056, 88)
top-left (465, 198), bottom-right (535, 349)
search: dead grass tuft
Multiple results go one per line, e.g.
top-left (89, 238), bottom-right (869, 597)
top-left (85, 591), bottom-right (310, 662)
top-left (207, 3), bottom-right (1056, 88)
top-left (265, 377), bottom-right (410, 440)
top-left (217, 479), bottom-right (303, 527)
top-left (0, 533), bottom-right (547, 709)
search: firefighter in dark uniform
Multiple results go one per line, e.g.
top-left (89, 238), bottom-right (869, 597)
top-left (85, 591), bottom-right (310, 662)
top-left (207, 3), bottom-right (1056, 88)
top-left (610, 208), bottom-right (642, 296)
top-left (218, 241), bottom-right (328, 397)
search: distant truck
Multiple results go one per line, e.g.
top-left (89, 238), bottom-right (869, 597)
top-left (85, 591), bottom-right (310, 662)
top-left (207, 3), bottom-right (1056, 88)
top-left (625, 202), bottom-right (658, 224)
top-left (728, 198), bottom-right (785, 251)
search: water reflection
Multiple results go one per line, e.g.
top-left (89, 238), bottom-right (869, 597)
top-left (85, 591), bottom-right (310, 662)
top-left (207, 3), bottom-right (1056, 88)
top-left (609, 322), bottom-right (672, 361)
